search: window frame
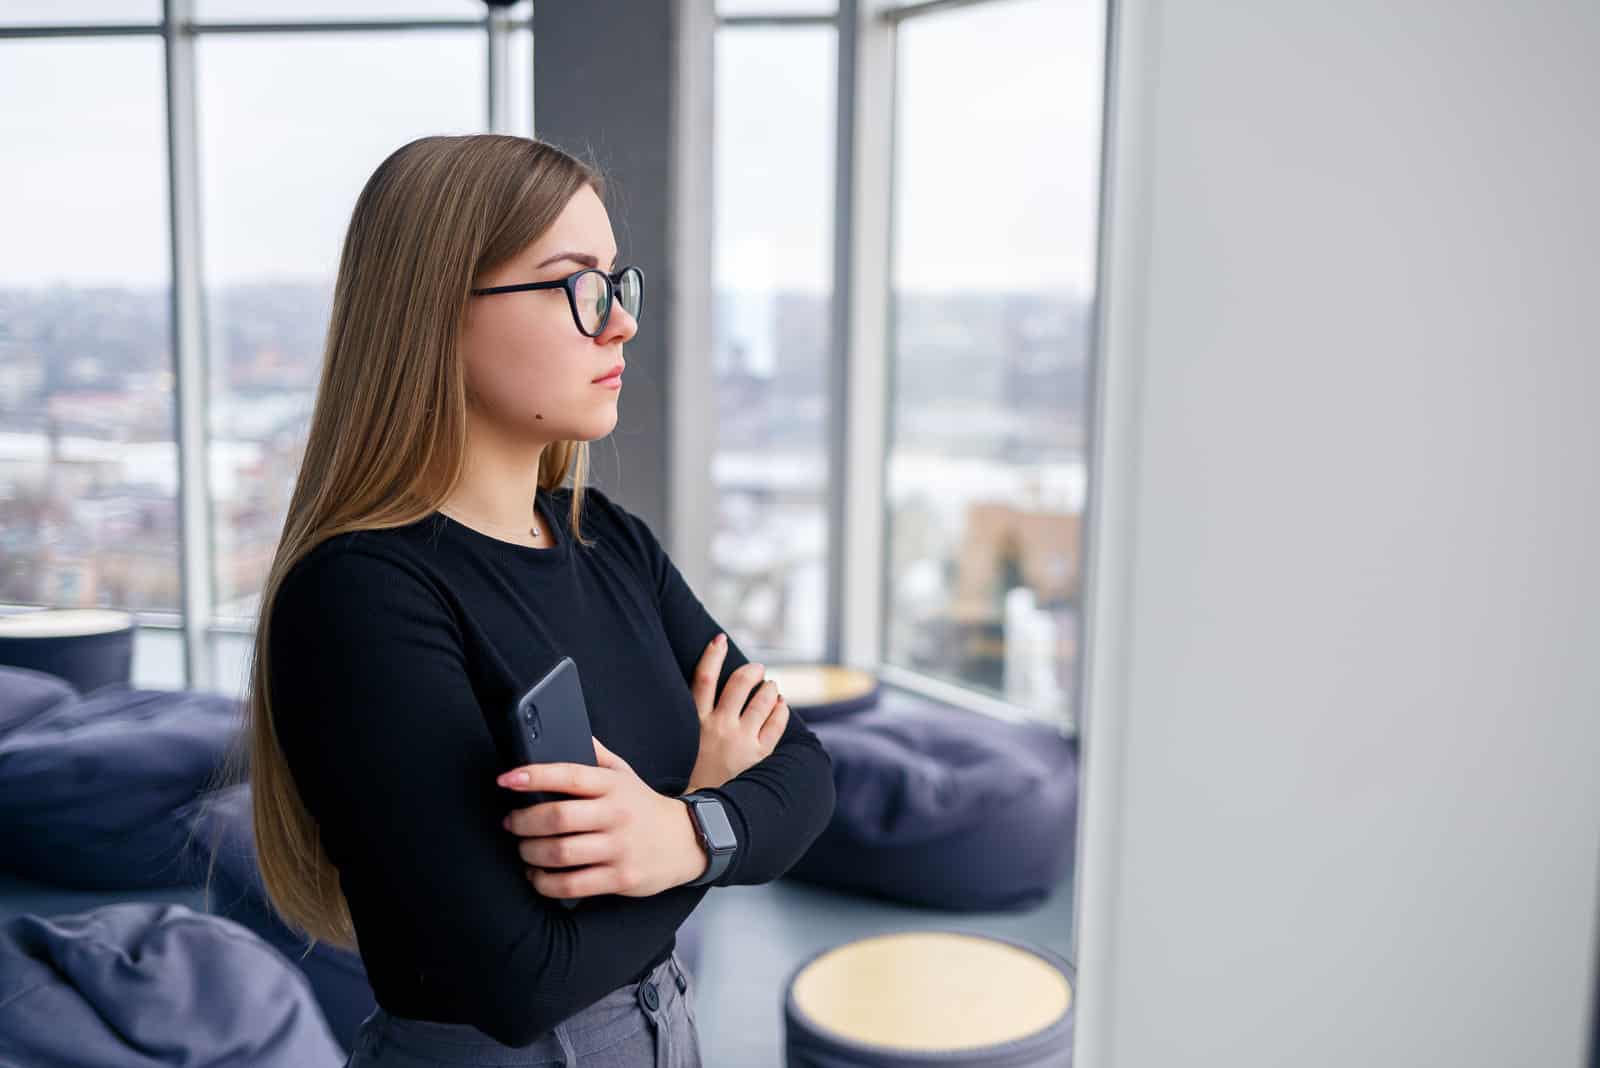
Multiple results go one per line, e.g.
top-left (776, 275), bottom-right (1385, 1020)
top-left (0, 1), bottom-right (532, 691)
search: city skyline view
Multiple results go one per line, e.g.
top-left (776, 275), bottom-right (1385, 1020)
top-left (1, 277), bottom-right (1089, 727)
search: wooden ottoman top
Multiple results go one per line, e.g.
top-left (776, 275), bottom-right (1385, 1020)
top-left (765, 664), bottom-right (877, 708)
top-left (789, 930), bottom-right (1073, 1051)
top-left (0, 609), bottom-right (135, 638)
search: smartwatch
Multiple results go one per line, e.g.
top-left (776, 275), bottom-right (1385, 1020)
top-left (680, 791), bottom-right (738, 887)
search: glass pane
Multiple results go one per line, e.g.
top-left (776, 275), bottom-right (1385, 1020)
top-left (709, 26), bottom-right (836, 659)
top-left (886, 0), bottom-right (1105, 731)
top-left (0, 1), bottom-right (160, 26)
top-left (198, 31), bottom-right (485, 623)
top-left (210, 628), bottom-right (255, 699)
top-left (717, 0), bottom-right (835, 16)
top-left (127, 627), bottom-right (252, 695)
top-left (0, 38), bottom-right (179, 614)
top-left (132, 626), bottom-right (185, 689)
top-left (506, 17), bottom-right (533, 138)
top-left (196, 0), bottom-right (489, 20)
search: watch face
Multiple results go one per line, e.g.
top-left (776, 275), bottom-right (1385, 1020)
top-left (695, 798), bottom-right (738, 851)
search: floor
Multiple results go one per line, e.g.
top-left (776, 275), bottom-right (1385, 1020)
top-left (689, 861), bottom-right (1078, 1065)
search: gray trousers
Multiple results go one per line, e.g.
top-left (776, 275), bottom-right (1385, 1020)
top-left (344, 950), bottom-right (702, 1067)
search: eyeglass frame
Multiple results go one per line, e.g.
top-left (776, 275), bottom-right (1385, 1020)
top-left (469, 265), bottom-right (645, 338)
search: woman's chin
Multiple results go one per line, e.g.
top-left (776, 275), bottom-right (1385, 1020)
top-left (523, 403), bottom-right (619, 442)
top-left (574, 407), bottom-right (621, 441)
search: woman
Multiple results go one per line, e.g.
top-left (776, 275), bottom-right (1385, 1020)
top-left (229, 134), bottom-right (837, 1066)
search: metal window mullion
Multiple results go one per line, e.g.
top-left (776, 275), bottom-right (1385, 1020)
top-left (824, 0), bottom-right (853, 663)
top-left (163, 0), bottom-right (215, 691)
top-left (666, 0), bottom-right (717, 599)
top-left (834, 0), bottom-right (893, 670)
top-left (487, 6), bottom-right (509, 132)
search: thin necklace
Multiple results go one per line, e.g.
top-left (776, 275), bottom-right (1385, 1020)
top-left (439, 499), bottom-right (543, 541)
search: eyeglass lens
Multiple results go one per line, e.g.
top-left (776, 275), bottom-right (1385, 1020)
top-left (574, 268), bottom-right (643, 335)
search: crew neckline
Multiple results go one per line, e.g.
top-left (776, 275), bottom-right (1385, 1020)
top-left (432, 488), bottom-right (571, 564)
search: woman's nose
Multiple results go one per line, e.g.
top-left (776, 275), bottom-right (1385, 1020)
top-left (599, 302), bottom-right (638, 343)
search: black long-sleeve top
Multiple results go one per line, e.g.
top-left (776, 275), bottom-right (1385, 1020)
top-left (266, 484), bottom-right (836, 1047)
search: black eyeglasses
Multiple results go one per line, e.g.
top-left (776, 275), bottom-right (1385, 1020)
top-left (469, 265), bottom-right (644, 338)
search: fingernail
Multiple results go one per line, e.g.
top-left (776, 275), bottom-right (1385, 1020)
top-left (715, 633), bottom-right (726, 646)
top-left (501, 771), bottom-right (529, 786)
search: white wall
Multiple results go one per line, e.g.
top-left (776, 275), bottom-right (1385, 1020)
top-left (1074, 2), bottom-right (1600, 1065)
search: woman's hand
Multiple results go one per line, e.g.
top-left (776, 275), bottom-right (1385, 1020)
top-left (496, 736), bottom-right (707, 900)
top-left (685, 633), bottom-right (789, 792)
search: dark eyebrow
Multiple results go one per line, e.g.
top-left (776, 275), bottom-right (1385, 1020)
top-left (535, 251), bottom-right (619, 270)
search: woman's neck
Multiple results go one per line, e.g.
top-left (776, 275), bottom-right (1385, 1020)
top-left (442, 431), bottom-right (550, 537)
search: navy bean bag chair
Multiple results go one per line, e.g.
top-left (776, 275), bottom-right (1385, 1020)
top-left (789, 695), bottom-right (1079, 911)
top-left (0, 668), bottom-right (242, 889)
top-left (0, 663), bottom-right (77, 738)
top-left (0, 902), bottom-right (343, 1066)
top-left (181, 783), bottom-right (377, 1055)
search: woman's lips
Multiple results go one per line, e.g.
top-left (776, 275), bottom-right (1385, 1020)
top-left (594, 370), bottom-right (622, 387)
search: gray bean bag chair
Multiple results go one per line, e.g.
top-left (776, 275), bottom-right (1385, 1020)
top-left (0, 670), bottom-right (241, 889)
top-left (0, 902), bottom-right (343, 1066)
top-left (788, 695), bottom-right (1079, 911)
top-left (181, 783), bottom-right (376, 1055)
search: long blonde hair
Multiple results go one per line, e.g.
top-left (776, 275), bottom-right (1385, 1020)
top-left (203, 134), bottom-right (608, 951)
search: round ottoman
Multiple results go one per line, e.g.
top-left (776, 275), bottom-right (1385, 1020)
top-left (0, 609), bottom-right (135, 694)
top-left (784, 930), bottom-right (1075, 1067)
top-left (767, 663), bottom-right (881, 723)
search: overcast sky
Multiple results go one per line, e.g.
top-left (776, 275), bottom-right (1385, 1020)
top-left (1, 0), bottom-right (1102, 297)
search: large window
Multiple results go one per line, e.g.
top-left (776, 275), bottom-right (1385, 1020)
top-left (881, 0), bottom-right (1104, 729)
top-left (198, 32), bottom-right (487, 626)
top-left (0, 38), bottom-right (179, 616)
top-left (708, 21), bottom-right (837, 660)
top-left (3, 1), bottom-right (1105, 725)
top-left (0, 7), bottom-right (531, 694)
top-left (700, 0), bottom-right (1105, 731)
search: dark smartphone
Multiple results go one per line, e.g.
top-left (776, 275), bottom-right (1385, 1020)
top-left (500, 655), bottom-right (597, 911)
